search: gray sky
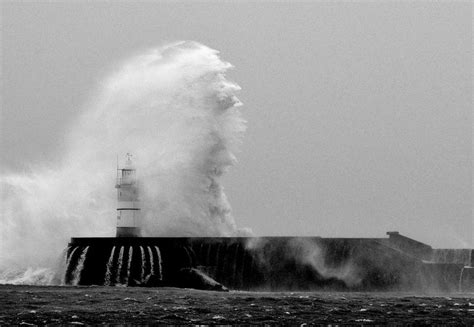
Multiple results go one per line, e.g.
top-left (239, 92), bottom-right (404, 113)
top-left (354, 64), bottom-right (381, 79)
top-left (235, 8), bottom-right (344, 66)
top-left (1, 2), bottom-right (472, 248)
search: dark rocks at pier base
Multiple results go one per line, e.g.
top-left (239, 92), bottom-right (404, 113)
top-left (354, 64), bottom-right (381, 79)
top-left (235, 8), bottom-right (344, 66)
top-left (65, 233), bottom-right (474, 292)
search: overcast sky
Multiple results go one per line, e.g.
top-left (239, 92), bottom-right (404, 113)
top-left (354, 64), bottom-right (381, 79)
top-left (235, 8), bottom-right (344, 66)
top-left (1, 2), bottom-right (472, 248)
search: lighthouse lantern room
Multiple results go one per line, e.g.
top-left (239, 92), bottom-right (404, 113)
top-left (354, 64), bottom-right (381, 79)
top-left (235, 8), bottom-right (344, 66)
top-left (115, 153), bottom-right (141, 237)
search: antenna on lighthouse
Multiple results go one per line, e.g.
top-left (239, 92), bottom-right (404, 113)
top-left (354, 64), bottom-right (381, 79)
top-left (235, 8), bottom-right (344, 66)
top-left (125, 153), bottom-right (133, 166)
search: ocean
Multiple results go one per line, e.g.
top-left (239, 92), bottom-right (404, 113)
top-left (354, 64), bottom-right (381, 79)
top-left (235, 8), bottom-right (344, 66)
top-left (1, 285), bottom-right (473, 325)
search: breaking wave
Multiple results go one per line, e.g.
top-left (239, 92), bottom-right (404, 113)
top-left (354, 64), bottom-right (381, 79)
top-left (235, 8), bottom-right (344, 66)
top-left (0, 41), bottom-right (247, 284)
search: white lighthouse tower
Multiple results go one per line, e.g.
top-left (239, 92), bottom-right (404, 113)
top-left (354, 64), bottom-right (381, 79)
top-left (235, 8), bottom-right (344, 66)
top-left (115, 153), bottom-right (141, 237)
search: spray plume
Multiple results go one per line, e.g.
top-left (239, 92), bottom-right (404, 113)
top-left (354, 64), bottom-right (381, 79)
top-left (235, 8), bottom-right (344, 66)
top-left (0, 41), bottom-right (246, 284)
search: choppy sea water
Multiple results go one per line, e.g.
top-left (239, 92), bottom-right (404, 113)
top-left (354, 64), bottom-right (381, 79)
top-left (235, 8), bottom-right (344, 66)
top-left (1, 285), bottom-right (473, 325)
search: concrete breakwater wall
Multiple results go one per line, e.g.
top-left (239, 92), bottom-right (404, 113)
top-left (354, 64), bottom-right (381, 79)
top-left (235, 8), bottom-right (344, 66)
top-left (66, 235), bottom-right (473, 291)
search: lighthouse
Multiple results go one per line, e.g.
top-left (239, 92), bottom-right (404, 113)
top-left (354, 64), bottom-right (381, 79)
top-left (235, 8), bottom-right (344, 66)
top-left (115, 153), bottom-right (141, 237)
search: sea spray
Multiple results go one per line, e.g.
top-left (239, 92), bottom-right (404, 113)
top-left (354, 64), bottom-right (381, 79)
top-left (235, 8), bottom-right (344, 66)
top-left (0, 41), bottom-right (247, 284)
top-left (63, 246), bottom-right (79, 285)
top-left (206, 243), bottom-right (212, 266)
top-left (71, 246), bottom-right (89, 286)
top-left (58, 246), bottom-right (71, 285)
top-left (115, 246), bottom-right (125, 285)
top-left (124, 246), bottom-right (133, 285)
top-left (140, 246), bottom-right (146, 282)
top-left (287, 238), bottom-right (361, 287)
top-left (246, 238), bottom-right (362, 288)
top-left (0, 267), bottom-right (57, 285)
top-left (183, 247), bottom-right (192, 267)
top-left (104, 246), bottom-right (116, 286)
top-left (155, 246), bottom-right (163, 280)
top-left (147, 246), bottom-right (155, 276)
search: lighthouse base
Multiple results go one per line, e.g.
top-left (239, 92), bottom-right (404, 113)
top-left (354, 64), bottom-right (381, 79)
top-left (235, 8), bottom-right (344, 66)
top-left (116, 227), bottom-right (141, 237)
